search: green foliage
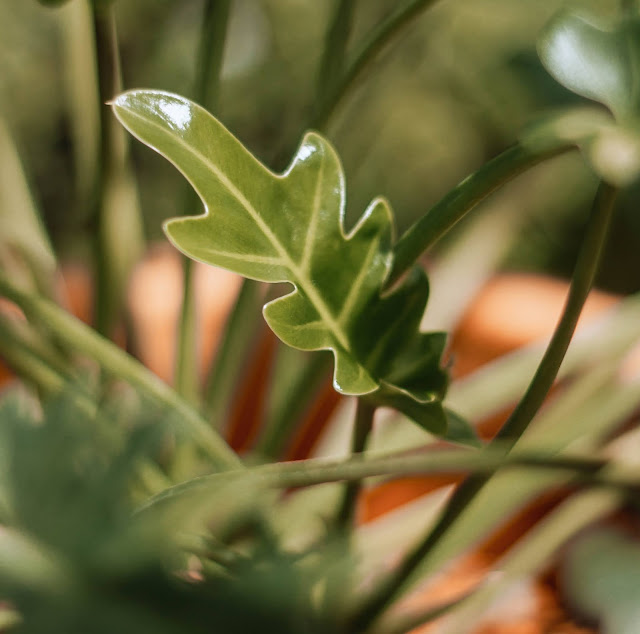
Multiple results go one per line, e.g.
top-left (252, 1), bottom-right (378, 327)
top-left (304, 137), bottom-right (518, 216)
top-left (4, 1), bottom-right (640, 631)
top-left (112, 90), bottom-right (449, 434)
top-left (0, 387), bottom-right (343, 634)
top-left (534, 9), bottom-right (640, 186)
top-left (538, 10), bottom-right (640, 123)
top-left (562, 528), bottom-right (640, 633)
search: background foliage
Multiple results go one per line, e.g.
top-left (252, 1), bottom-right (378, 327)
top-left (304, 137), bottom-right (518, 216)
top-left (3, 0), bottom-right (640, 293)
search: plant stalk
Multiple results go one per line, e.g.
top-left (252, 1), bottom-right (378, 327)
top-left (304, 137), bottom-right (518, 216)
top-left (348, 182), bottom-right (618, 632)
top-left (0, 274), bottom-right (241, 471)
top-left (315, 0), bottom-right (357, 114)
top-left (174, 0), bottom-right (233, 401)
top-left (139, 443), bottom-right (626, 515)
top-left (91, 4), bottom-right (119, 337)
top-left (336, 399), bottom-right (376, 529)
top-left (389, 141), bottom-right (574, 286)
top-left (312, 0), bottom-right (441, 131)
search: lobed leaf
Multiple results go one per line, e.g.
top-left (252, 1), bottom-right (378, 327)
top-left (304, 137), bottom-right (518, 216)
top-left (112, 90), bottom-right (448, 433)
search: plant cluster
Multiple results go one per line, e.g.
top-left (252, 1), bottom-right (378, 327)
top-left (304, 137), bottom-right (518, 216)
top-left (1, 1), bottom-right (640, 632)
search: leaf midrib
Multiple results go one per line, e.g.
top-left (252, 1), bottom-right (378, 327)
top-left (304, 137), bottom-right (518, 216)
top-left (122, 106), bottom-right (354, 353)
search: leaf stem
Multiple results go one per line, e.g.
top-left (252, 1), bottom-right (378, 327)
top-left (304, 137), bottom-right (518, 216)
top-left (314, 0), bottom-right (357, 116)
top-left (389, 141), bottom-right (574, 286)
top-left (312, 0), bottom-right (441, 131)
top-left (91, 4), bottom-right (118, 337)
top-left (336, 399), bottom-right (376, 530)
top-left (0, 274), bottom-right (241, 471)
top-left (174, 0), bottom-right (233, 401)
top-left (139, 444), bottom-right (623, 515)
top-left (347, 182), bottom-right (618, 632)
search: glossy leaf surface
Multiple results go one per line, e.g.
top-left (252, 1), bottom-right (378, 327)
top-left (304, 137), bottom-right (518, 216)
top-left (112, 91), bottom-right (448, 433)
top-left (538, 11), bottom-right (640, 123)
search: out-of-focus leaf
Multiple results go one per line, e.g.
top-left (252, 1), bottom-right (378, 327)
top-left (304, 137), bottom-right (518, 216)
top-left (521, 107), bottom-right (640, 187)
top-left (562, 528), bottom-right (640, 634)
top-left (538, 11), bottom-right (640, 123)
top-left (442, 409), bottom-right (481, 448)
top-left (0, 119), bottom-right (56, 281)
top-left (112, 90), bottom-right (448, 434)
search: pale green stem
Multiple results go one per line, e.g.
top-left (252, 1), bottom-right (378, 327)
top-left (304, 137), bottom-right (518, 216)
top-left (312, 0), bottom-right (441, 131)
top-left (0, 274), bottom-right (241, 471)
top-left (347, 182), bottom-right (618, 633)
top-left (336, 400), bottom-right (376, 529)
top-left (138, 445), bottom-right (618, 515)
top-left (389, 141), bottom-right (574, 286)
top-left (174, 0), bottom-right (233, 401)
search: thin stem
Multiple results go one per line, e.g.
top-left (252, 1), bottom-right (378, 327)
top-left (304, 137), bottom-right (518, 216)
top-left (389, 141), bottom-right (574, 286)
top-left (0, 274), bottom-right (241, 471)
top-left (138, 444), bottom-right (620, 515)
top-left (336, 400), bottom-right (376, 530)
top-left (347, 182), bottom-right (618, 632)
top-left (91, 4), bottom-right (121, 337)
top-left (174, 0), bottom-right (233, 400)
top-left (311, 0), bottom-right (441, 131)
top-left (203, 279), bottom-right (263, 429)
top-left (314, 0), bottom-right (357, 113)
top-left (255, 352), bottom-right (332, 459)
top-left (195, 0), bottom-right (232, 112)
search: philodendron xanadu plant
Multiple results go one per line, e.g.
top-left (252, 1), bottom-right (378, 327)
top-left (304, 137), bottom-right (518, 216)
top-left (2, 1), bottom-right (640, 632)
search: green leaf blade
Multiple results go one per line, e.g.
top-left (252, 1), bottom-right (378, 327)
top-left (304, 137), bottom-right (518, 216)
top-left (112, 90), bottom-right (448, 431)
top-left (538, 11), bottom-right (640, 123)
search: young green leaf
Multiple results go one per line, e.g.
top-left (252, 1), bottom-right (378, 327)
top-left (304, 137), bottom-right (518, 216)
top-left (538, 10), bottom-right (640, 123)
top-left (112, 90), bottom-right (448, 433)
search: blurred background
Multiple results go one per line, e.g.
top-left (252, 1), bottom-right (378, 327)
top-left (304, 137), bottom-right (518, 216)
top-left (2, 0), bottom-right (639, 296)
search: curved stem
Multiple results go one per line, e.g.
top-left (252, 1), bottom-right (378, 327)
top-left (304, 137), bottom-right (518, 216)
top-left (336, 399), bottom-right (376, 530)
top-left (175, 0), bottom-right (232, 400)
top-left (138, 443), bottom-right (618, 515)
top-left (348, 182), bottom-right (618, 632)
top-left (311, 0), bottom-right (441, 131)
top-left (0, 274), bottom-right (241, 471)
top-left (389, 141), bottom-right (574, 286)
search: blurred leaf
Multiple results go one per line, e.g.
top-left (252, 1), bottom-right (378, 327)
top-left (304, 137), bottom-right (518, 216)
top-left (442, 409), bottom-right (481, 448)
top-left (0, 118), bottom-right (56, 282)
top-left (538, 10), bottom-right (640, 123)
top-left (0, 386), bottom-right (344, 633)
top-left (522, 107), bottom-right (640, 186)
top-left (562, 528), bottom-right (640, 634)
top-left (112, 90), bottom-right (449, 434)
